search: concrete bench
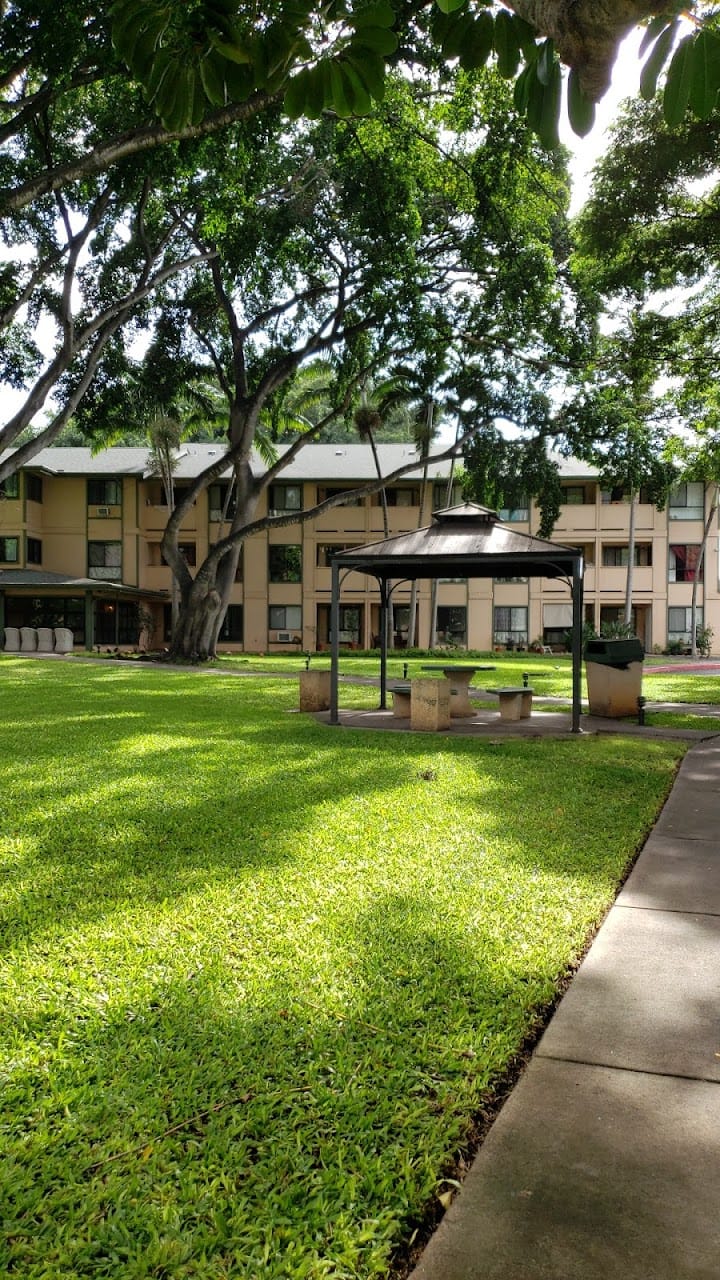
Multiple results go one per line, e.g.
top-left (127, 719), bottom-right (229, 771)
top-left (389, 683), bottom-right (412, 717)
top-left (489, 686), bottom-right (534, 722)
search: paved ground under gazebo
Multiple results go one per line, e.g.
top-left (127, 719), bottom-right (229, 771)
top-left (317, 704), bottom-right (716, 742)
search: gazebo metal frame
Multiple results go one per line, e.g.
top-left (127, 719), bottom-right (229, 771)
top-left (329, 503), bottom-right (584, 732)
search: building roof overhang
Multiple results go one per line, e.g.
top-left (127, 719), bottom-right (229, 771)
top-left (0, 569), bottom-right (168, 599)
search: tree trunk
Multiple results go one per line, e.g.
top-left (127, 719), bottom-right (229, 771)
top-left (408, 429), bottom-right (432, 649)
top-left (429, 431), bottom-right (459, 648)
top-left (168, 459), bottom-right (257, 661)
top-left (691, 483), bottom-right (716, 658)
top-left (507, 0), bottom-right (663, 100)
top-left (367, 430), bottom-right (394, 647)
top-left (624, 487), bottom-right (636, 628)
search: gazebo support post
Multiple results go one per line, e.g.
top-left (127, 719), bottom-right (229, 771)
top-left (379, 578), bottom-right (389, 709)
top-left (330, 560), bottom-right (340, 724)
top-left (84, 592), bottom-right (95, 650)
top-left (571, 564), bottom-right (584, 734)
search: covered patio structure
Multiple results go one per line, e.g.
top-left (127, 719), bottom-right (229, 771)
top-left (0, 569), bottom-right (168, 649)
top-left (330, 504), bottom-right (585, 732)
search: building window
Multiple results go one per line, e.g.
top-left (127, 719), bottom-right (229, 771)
top-left (269, 544), bottom-right (302, 583)
top-left (494, 576), bottom-right (528, 584)
top-left (437, 605), bottom-right (467, 645)
top-left (88, 478), bottom-right (122, 506)
top-left (0, 535), bottom-right (19, 562)
top-left (317, 543), bottom-right (356, 566)
top-left (0, 474), bottom-right (19, 499)
top-left (669, 482), bottom-right (704, 520)
top-left (317, 485), bottom-right (363, 506)
top-left (498, 500), bottom-right (529, 522)
top-left (568, 543), bottom-right (594, 566)
top-left (668, 545), bottom-right (702, 583)
top-left (88, 541), bottom-right (122, 580)
top-left (26, 474), bottom-right (43, 503)
top-left (7, 596), bottom-right (84, 641)
top-left (269, 604), bottom-right (302, 632)
top-left (26, 537), bottom-right (42, 564)
top-left (602, 544), bottom-right (652, 567)
top-left (335, 605), bottom-right (361, 644)
top-left (160, 543), bottom-right (197, 568)
top-left (561, 485), bottom-right (588, 505)
top-left (433, 482), bottom-right (462, 509)
top-left (601, 486), bottom-right (653, 505)
top-left (374, 487), bottom-right (420, 507)
top-left (218, 604), bottom-right (243, 642)
top-left (668, 606), bottom-right (703, 646)
top-left (493, 605), bottom-right (528, 646)
top-left (209, 483), bottom-right (236, 521)
top-left (269, 483), bottom-right (302, 515)
top-left (600, 606), bottom-right (642, 633)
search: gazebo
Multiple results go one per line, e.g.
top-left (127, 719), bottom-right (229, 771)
top-left (329, 503), bottom-right (584, 732)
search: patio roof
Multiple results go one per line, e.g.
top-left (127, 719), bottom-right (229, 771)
top-left (332, 503), bottom-right (582, 581)
top-left (0, 569), bottom-right (168, 599)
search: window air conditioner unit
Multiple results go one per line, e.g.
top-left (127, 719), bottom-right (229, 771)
top-left (96, 506), bottom-right (111, 517)
top-left (276, 631), bottom-right (292, 642)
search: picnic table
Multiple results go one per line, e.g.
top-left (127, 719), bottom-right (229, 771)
top-left (420, 664), bottom-right (496, 718)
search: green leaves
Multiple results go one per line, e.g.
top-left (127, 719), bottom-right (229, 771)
top-left (109, 2), bottom-right (720, 145)
top-left (513, 43), bottom-right (561, 149)
top-left (640, 17), bottom-right (720, 126)
top-left (567, 67), bottom-right (595, 137)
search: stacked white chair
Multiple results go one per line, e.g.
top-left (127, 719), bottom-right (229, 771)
top-left (3, 626), bottom-right (20, 651)
top-left (20, 627), bottom-right (38, 651)
top-left (53, 627), bottom-right (74, 653)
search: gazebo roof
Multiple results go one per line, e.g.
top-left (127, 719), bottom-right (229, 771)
top-left (332, 503), bottom-right (582, 581)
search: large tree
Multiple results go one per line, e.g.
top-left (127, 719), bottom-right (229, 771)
top-left (83, 72), bottom-right (572, 660)
top-left (1, 1), bottom-right (718, 491)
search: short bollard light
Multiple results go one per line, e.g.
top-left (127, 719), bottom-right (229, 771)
top-left (403, 661), bottom-right (409, 679)
top-left (522, 671), bottom-right (529, 688)
top-left (304, 652), bottom-right (311, 671)
top-left (637, 695), bottom-right (647, 725)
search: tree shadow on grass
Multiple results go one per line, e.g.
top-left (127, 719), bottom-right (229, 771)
top-left (1, 890), bottom-right (567, 1279)
top-left (0, 666), bottom-right (684, 959)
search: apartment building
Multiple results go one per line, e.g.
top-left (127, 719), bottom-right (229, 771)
top-left (0, 444), bottom-right (716, 654)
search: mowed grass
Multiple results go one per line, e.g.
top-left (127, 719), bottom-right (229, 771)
top-left (214, 651), bottom-right (720, 709)
top-left (0, 658), bottom-right (686, 1279)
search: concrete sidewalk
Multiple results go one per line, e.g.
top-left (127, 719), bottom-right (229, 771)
top-left (410, 736), bottom-right (720, 1280)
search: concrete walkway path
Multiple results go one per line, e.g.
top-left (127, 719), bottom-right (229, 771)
top-left (410, 736), bottom-right (720, 1280)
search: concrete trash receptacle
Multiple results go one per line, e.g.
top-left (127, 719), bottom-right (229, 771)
top-left (299, 669), bottom-right (331, 712)
top-left (410, 678), bottom-right (451, 732)
top-left (584, 637), bottom-right (644, 718)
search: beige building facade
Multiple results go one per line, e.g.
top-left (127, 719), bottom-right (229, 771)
top-left (0, 444), bottom-right (716, 655)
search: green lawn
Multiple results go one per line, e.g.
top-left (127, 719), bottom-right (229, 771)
top-left (0, 658), bottom-right (687, 1278)
top-left (215, 649), bottom-right (720, 708)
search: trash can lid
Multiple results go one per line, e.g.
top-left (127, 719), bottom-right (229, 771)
top-left (584, 637), bottom-right (644, 668)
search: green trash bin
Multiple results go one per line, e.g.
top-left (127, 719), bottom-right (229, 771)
top-left (584, 638), bottom-right (644, 718)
